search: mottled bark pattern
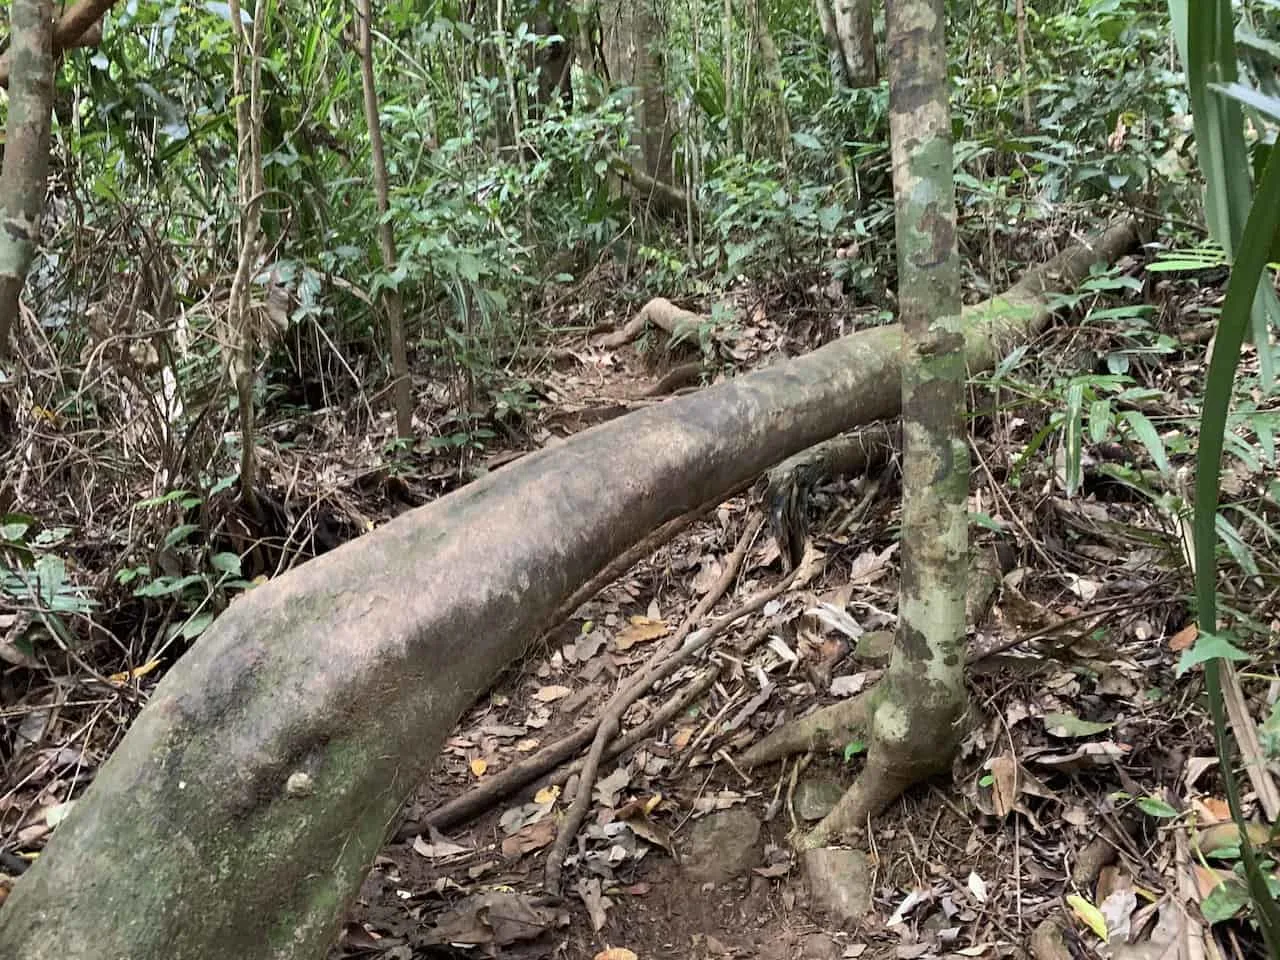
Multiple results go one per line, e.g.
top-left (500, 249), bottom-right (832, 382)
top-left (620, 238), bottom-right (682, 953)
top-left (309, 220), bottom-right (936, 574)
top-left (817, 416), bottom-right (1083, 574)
top-left (805, 0), bottom-right (966, 845)
top-left (878, 0), bottom-right (967, 785)
top-left (0, 0), bottom-right (54, 359)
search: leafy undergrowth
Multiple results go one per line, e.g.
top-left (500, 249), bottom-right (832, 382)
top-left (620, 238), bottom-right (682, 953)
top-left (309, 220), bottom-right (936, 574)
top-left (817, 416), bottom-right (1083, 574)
top-left (2, 225), bottom-right (1279, 960)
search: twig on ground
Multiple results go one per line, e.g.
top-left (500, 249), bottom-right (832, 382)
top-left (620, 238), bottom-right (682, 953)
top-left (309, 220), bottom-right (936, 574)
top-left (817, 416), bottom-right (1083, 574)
top-left (543, 514), bottom-right (766, 895)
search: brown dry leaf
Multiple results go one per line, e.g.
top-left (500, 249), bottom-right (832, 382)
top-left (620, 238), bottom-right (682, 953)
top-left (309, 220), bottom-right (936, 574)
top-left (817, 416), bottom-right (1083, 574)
top-left (1169, 622), bottom-right (1197, 651)
top-left (627, 817), bottom-right (674, 855)
top-left (1195, 796), bottom-right (1231, 822)
top-left (532, 684), bottom-right (572, 703)
top-left (1192, 863), bottom-right (1236, 900)
top-left (470, 758), bottom-right (488, 777)
top-left (106, 658), bottom-right (163, 686)
top-left (614, 616), bottom-right (667, 651)
top-left (989, 754), bottom-right (1020, 817)
top-left (1197, 821), bottom-right (1273, 856)
top-left (672, 726), bottom-right (694, 749)
top-left (577, 877), bottom-right (611, 932)
top-left (501, 819), bottom-right (556, 859)
top-left (594, 950), bottom-right (638, 960)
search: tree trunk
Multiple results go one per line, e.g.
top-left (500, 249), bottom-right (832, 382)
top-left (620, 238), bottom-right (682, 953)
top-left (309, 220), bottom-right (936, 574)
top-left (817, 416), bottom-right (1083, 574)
top-left (836, 0), bottom-right (877, 88)
top-left (0, 0), bottom-right (54, 361)
top-left (600, 0), bottom-right (674, 185)
top-left (358, 0), bottom-right (414, 441)
top-left (0, 221), bottom-right (1135, 960)
top-left (803, 0), bottom-right (965, 849)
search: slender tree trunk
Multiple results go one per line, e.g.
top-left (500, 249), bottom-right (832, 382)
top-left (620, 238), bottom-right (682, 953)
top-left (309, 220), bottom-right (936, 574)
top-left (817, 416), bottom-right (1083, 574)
top-left (1014, 0), bottom-right (1032, 130)
top-left (836, 0), bottom-right (877, 87)
top-left (358, 0), bottom-right (414, 441)
top-left (816, 0), bottom-right (849, 86)
top-left (0, 0), bottom-right (54, 361)
top-left (805, 0), bottom-right (964, 846)
top-left (600, 0), bottom-right (674, 189)
top-left (752, 0), bottom-right (792, 153)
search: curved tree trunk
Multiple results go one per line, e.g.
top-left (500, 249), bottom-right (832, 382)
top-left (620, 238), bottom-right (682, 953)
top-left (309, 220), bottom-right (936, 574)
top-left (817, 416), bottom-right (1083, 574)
top-left (0, 221), bottom-right (1135, 960)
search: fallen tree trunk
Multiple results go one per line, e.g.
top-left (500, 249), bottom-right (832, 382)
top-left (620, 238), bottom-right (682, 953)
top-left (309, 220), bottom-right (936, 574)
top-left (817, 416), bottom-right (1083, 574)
top-left (0, 220), bottom-right (1137, 960)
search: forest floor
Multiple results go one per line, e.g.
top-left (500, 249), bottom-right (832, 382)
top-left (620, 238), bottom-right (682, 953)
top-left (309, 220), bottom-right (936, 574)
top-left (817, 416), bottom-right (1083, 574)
top-left (2, 223), bottom-right (1277, 960)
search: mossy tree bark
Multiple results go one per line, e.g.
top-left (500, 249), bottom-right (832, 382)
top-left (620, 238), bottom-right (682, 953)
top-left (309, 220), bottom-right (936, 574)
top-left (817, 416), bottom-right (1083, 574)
top-left (804, 0), bottom-right (966, 847)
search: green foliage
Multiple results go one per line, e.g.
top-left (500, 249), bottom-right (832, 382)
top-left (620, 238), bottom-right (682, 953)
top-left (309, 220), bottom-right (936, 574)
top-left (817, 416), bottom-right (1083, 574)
top-left (1170, 0), bottom-right (1280, 947)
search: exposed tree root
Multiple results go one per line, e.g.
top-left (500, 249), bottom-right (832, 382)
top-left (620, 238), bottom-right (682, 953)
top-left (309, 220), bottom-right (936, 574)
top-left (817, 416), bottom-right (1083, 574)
top-left (598, 297), bottom-right (709, 349)
top-left (641, 361), bottom-right (707, 396)
top-left (0, 222), bottom-right (1138, 960)
top-left (760, 422), bottom-right (900, 568)
top-left (740, 546), bottom-right (1008, 772)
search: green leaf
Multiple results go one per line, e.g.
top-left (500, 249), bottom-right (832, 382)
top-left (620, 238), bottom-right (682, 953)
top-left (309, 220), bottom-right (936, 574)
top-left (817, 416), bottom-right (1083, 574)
top-left (1209, 81), bottom-right (1280, 123)
top-left (1136, 796), bottom-right (1179, 819)
top-left (163, 524), bottom-right (201, 549)
top-left (209, 552), bottom-right (242, 577)
top-left (843, 740), bottom-right (867, 761)
top-left (968, 511), bottom-right (1007, 533)
top-left (1201, 877), bottom-right (1251, 924)
top-left (1064, 382), bottom-right (1085, 496)
top-left (0, 522), bottom-right (30, 542)
top-left (136, 489), bottom-right (194, 509)
top-left (1120, 411), bottom-right (1171, 474)
top-left (1176, 632), bottom-right (1251, 676)
top-left (180, 612), bottom-right (216, 640)
top-left (1043, 712), bottom-right (1113, 738)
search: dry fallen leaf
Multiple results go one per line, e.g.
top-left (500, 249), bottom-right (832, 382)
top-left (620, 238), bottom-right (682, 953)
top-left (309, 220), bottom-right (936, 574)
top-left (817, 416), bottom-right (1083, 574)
top-left (501, 819), bottom-right (556, 859)
top-left (534, 785), bottom-right (560, 805)
top-left (1169, 622), bottom-right (1198, 651)
top-left (988, 754), bottom-right (1019, 817)
top-left (469, 758), bottom-right (488, 777)
top-left (594, 950), bottom-right (638, 960)
top-left (614, 616), bottom-right (667, 651)
top-left (533, 684), bottom-right (572, 703)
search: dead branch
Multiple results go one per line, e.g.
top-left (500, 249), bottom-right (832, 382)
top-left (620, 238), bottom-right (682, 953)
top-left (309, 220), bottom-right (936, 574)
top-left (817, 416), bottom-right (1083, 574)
top-left (598, 297), bottom-right (710, 349)
top-left (760, 422), bottom-right (900, 568)
top-left (0, 0), bottom-right (113, 88)
top-left (543, 513), bottom-right (768, 894)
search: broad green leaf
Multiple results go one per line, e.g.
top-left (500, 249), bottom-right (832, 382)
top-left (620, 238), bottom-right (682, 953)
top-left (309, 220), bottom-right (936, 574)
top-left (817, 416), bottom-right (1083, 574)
top-left (1176, 632), bottom-right (1250, 676)
top-left (1043, 712), bottom-right (1113, 738)
top-left (1202, 877), bottom-right (1251, 923)
top-left (209, 552), bottom-right (242, 577)
top-left (163, 524), bottom-right (201, 549)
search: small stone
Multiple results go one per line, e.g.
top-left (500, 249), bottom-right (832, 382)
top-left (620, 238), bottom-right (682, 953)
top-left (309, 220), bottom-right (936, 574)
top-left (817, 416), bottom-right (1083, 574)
top-left (680, 808), bottom-right (762, 884)
top-left (804, 847), bottom-right (871, 926)
top-left (801, 933), bottom-right (842, 960)
top-left (794, 777), bottom-right (846, 822)
top-left (855, 630), bottom-right (894, 664)
top-left (285, 772), bottom-right (314, 798)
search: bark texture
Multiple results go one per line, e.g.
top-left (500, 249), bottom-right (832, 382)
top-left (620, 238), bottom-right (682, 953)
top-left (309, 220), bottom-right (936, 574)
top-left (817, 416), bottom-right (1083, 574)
top-left (804, 0), bottom-right (966, 846)
top-left (0, 221), bottom-right (1135, 960)
top-left (0, 0), bottom-right (54, 360)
